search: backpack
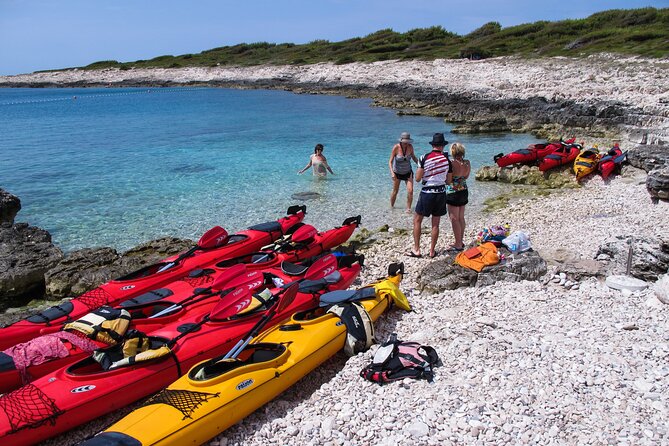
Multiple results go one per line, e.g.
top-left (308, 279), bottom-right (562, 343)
top-left (360, 333), bottom-right (440, 384)
top-left (327, 302), bottom-right (375, 356)
top-left (454, 242), bottom-right (500, 272)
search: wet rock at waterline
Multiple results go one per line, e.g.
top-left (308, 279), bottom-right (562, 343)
top-left (417, 249), bottom-right (547, 293)
top-left (0, 223), bottom-right (64, 309)
top-left (45, 247), bottom-right (121, 299)
top-left (0, 189), bottom-right (21, 224)
top-left (476, 164), bottom-right (577, 188)
top-left (291, 191), bottom-right (321, 201)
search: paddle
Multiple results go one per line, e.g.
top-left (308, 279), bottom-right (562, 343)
top-left (166, 286), bottom-right (253, 348)
top-left (225, 281), bottom-right (299, 359)
top-left (157, 226), bottom-right (229, 273)
top-left (148, 263), bottom-right (248, 319)
top-left (254, 224), bottom-right (318, 263)
top-left (319, 261), bottom-right (404, 307)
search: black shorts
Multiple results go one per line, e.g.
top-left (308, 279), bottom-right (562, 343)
top-left (394, 170), bottom-right (413, 182)
top-left (445, 189), bottom-right (469, 207)
top-left (415, 191), bottom-right (447, 217)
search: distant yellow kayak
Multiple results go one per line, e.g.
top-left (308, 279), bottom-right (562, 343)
top-left (82, 266), bottom-right (407, 446)
top-left (573, 147), bottom-right (601, 180)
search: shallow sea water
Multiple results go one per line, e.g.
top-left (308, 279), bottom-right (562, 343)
top-left (0, 87), bottom-right (541, 252)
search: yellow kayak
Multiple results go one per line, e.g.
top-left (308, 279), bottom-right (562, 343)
top-left (573, 147), bottom-right (601, 180)
top-left (82, 265), bottom-right (407, 446)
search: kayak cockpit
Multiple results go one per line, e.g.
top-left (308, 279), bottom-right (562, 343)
top-left (67, 336), bottom-right (171, 375)
top-left (188, 343), bottom-right (287, 382)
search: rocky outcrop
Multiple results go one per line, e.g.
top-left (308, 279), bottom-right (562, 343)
top-left (596, 235), bottom-right (669, 282)
top-left (417, 249), bottom-right (547, 293)
top-left (0, 189), bottom-right (21, 224)
top-left (627, 144), bottom-right (669, 172)
top-left (476, 164), bottom-right (577, 188)
top-left (0, 223), bottom-right (64, 309)
top-left (44, 237), bottom-right (193, 300)
top-left (646, 167), bottom-right (669, 203)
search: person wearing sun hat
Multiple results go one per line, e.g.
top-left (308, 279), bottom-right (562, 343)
top-left (388, 132), bottom-right (419, 213)
top-left (406, 132), bottom-right (452, 259)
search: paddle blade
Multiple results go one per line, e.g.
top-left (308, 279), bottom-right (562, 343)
top-left (277, 282), bottom-right (299, 313)
top-left (198, 226), bottom-right (229, 249)
top-left (388, 262), bottom-right (405, 277)
top-left (226, 270), bottom-right (265, 292)
top-left (210, 287), bottom-right (253, 321)
top-left (291, 224), bottom-right (318, 244)
top-left (304, 254), bottom-right (338, 280)
top-left (210, 264), bottom-right (248, 290)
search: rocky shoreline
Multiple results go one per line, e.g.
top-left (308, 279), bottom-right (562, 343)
top-left (2, 56), bottom-right (669, 445)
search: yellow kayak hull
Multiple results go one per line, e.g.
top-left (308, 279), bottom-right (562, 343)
top-left (573, 148), bottom-right (601, 180)
top-left (86, 274), bottom-right (404, 446)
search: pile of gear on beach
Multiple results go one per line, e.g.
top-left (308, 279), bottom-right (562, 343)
top-left (494, 138), bottom-right (627, 181)
top-left (450, 224), bottom-right (532, 272)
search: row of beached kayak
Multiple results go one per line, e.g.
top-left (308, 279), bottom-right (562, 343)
top-left (494, 139), bottom-right (627, 180)
top-left (0, 206), bottom-right (410, 446)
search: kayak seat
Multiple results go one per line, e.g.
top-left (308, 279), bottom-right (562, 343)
top-left (297, 271), bottom-right (342, 293)
top-left (248, 220), bottom-right (282, 233)
top-left (26, 301), bottom-right (75, 324)
top-left (189, 343), bottom-right (286, 381)
top-left (281, 260), bottom-right (308, 276)
top-left (118, 288), bottom-right (173, 308)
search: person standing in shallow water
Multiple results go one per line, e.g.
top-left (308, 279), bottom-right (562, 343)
top-left (407, 133), bottom-right (452, 259)
top-left (389, 132), bottom-right (419, 213)
top-left (445, 142), bottom-right (470, 251)
top-left (298, 144), bottom-right (334, 177)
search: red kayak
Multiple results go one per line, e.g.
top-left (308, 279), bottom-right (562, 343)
top-left (538, 141), bottom-right (582, 172)
top-left (494, 138), bottom-right (576, 168)
top-left (0, 216), bottom-right (361, 394)
top-left (598, 145), bottom-right (626, 179)
top-left (0, 206), bottom-right (307, 351)
top-left (0, 252), bottom-right (362, 446)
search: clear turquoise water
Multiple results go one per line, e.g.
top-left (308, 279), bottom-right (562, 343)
top-left (0, 87), bottom-right (541, 252)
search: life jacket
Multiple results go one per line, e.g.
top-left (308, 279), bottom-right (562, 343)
top-left (63, 306), bottom-right (131, 345)
top-left (92, 330), bottom-right (171, 370)
top-left (360, 333), bottom-right (440, 384)
top-left (454, 242), bottom-right (500, 272)
top-left (327, 302), bottom-right (374, 356)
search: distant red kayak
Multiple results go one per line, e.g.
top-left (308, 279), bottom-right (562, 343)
top-left (494, 138), bottom-right (576, 167)
top-left (598, 145), bottom-right (626, 179)
top-left (538, 142), bottom-right (582, 172)
top-left (0, 252), bottom-right (362, 446)
top-left (0, 206), bottom-right (307, 351)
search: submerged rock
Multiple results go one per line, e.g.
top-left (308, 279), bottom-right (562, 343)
top-left (0, 223), bottom-right (63, 309)
top-left (0, 189), bottom-right (21, 224)
top-left (291, 191), bottom-right (321, 201)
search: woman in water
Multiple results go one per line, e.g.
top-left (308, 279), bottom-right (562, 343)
top-left (298, 144), bottom-right (334, 176)
top-left (445, 142), bottom-right (470, 251)
top-left (389, 132), bottom-right (418, 213)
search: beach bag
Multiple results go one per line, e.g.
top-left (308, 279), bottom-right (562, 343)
top-left (327, 302), bottom-right (375, 356)
top-left (476, 224), bottom-right (510, 246)
top-left (455, 242), bottom-right (500, 272)
top-left (360, 333), bottom-right (440, 384)
top-left (502, 231), bottom-right (531, 253)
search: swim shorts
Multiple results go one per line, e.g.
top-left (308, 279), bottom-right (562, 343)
top-left (445, 189), bottom-right (469, 207)
top-left (394, 170), bottom-right (413, 182)
top-left (415, 191), bottom-right (447, 217)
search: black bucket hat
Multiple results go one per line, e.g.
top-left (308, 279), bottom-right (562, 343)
top-left (429, 133), bottom-right (448, 146)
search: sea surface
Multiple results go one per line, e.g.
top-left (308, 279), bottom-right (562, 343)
top-left (0, 87), bottom-right (541, 252)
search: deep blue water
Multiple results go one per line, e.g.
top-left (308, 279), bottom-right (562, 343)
top-left (0, 87), bottom-right (541, 252)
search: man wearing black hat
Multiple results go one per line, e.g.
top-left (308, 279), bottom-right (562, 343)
top-left (406, 133), bottom-right (452, 258)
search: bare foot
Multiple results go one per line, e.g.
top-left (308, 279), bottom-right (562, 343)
top-left (405, 208), bottom-right (412, 214)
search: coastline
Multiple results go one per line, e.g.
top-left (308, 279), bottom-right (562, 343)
top-left (2, 55), bottom-right (668, 146)
top-left (3, 56), bottom-right (669, 444)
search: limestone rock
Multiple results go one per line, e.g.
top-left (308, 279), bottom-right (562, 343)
top-left (44, 247), bottom-right (120, 299)
top-left (113, 236), bottom-right (194, 274)
top-left (0, 189), bottom-right (21, 224)
top-left (627, 144), bottom-right (669, 172)
top-left (0, 223), bottom-right (63, 309)
top-left (655, 274), bottom-right (669, 305)
top-left (646, 167), bottom-right (669, 204)
top-left (476, 164), bottom-right (576, 188)
top-left (596, 236), bottom-right (669, 282)
top-left (417, 249), bottom-right (547, 292)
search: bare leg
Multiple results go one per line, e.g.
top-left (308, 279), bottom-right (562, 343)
top-left (413, 213), bottom-right (424, 255)
top-left (448, 205), bottom-right (463, 248)
top-left (430, 215), bottom-right (441, 257)
top-left (405, 177), bottom-right (414, 213)
top-left (458, 205), bottom-right (467, 248)
top-left (390, 178), bottom-right (400, 208)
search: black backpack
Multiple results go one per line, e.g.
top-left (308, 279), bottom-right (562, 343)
top-left (360, 333), bottom-right (440, 384)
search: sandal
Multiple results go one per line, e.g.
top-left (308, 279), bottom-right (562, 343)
top-left (446, 245), bottom-right (464, 252)
top-left (404, 250), bottom-right (422, 258)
